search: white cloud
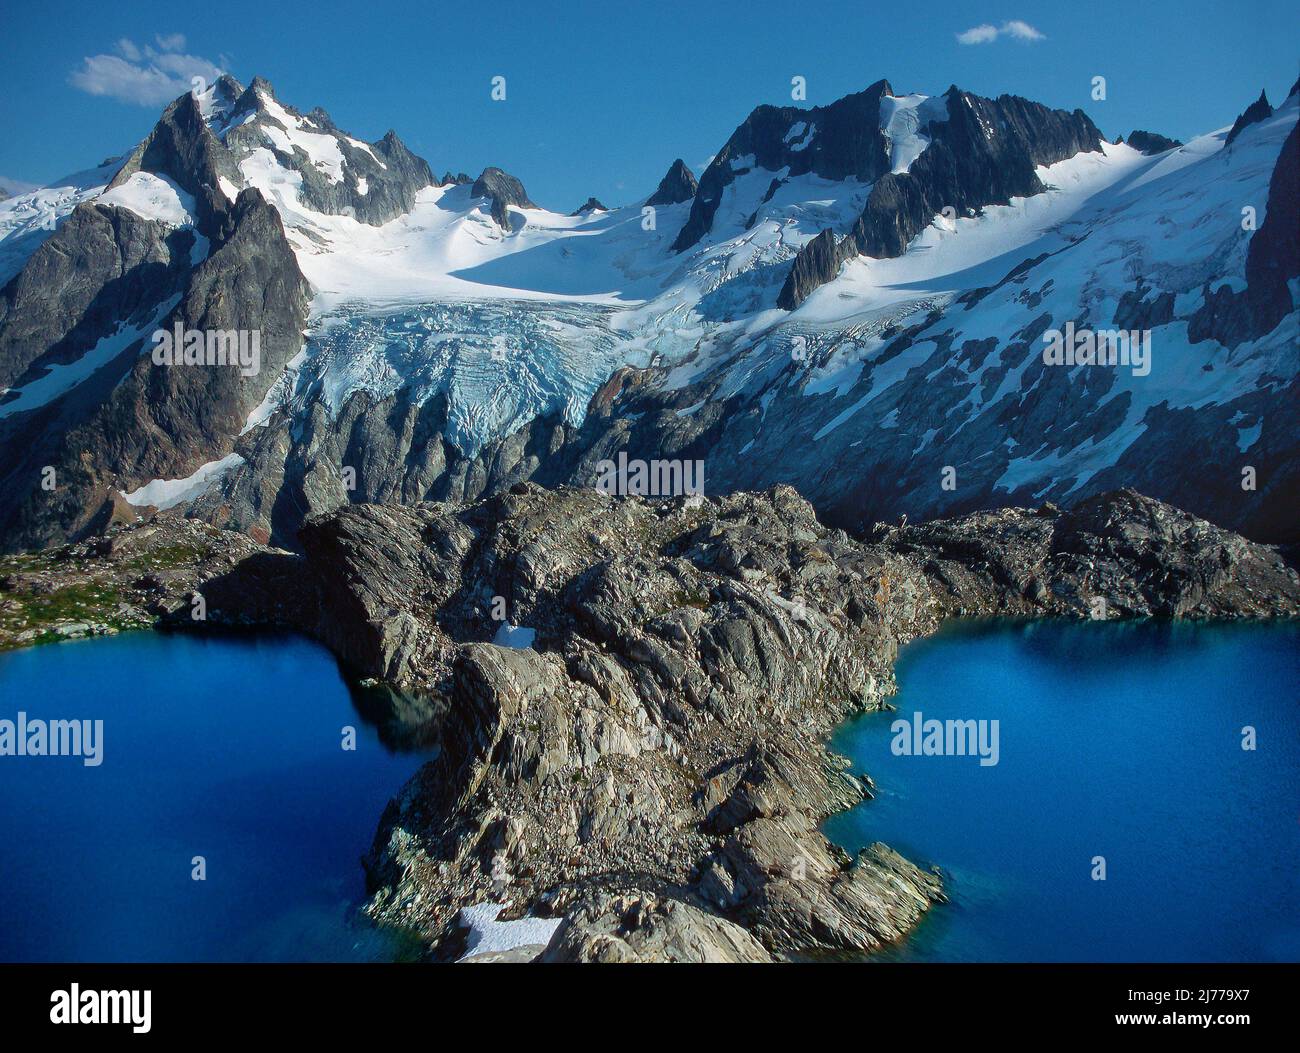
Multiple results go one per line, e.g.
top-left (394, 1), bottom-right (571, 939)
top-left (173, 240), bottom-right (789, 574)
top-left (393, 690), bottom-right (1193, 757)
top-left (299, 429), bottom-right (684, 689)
top-left (956, 24), bottom-right (1000, 45)
top-left (956, 20), bottom-right (1046, 45)
top-left (1002, 20), bottom-right (1046, 42)
top-left (69, 35), bottom-right (223, 107)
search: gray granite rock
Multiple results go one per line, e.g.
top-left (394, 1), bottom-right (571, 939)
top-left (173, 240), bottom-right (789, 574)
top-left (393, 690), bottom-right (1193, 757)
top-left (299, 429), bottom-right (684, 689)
top-left (176, 484), bottom-right (1290, 960)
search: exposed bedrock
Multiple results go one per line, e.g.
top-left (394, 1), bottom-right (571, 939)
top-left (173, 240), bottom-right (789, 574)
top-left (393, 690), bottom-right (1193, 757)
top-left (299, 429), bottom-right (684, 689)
top-left (0, 188), bottom-right (310, 552)
top-left (9, 484), bottom-right (1295, 958)
top-left (645, 159), bottom-right (698, 208)
top-left (177, 484), bottom-right (1297, 961)
top-left (471, 167), bottom-right (536, 229)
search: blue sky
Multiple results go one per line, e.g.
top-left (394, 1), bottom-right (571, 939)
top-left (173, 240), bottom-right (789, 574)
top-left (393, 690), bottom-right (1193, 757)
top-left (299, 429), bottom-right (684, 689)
top-left (2, 0), bottom-right (1296, 208)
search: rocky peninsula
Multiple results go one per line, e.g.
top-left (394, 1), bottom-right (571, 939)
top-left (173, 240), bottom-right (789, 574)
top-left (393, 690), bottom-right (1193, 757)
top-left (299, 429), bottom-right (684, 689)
top-left (1, 486), bottom-right (1296, 961)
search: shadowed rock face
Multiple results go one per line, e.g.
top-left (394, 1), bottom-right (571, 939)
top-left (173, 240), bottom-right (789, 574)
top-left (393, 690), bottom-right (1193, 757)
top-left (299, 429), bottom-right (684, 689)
top-left (0, 187), bottom-right (310, 552)
top-left (0, 77), bottom-right (356, 552)
top-left (1125, 130), bottom-right (1183, 155)
top-left (10, 485), bottom-right (1296, 958)
top-left (645, 158), bottom-right (698, 207)
top-left (472, 167), bottom-right (536, 228)
top-left (776, 227), bottom-right (840, 310)
top-left (1243, 119), bottom-right (1300, 323)
top-left (1189, 118), bottom-right (1299, 353)
top-left (853, 89), bottom-right (1103, 257)
top-left (1225, 90), bottom-right (1274, 147)
top-left (669, 76), bottom-right (1103, 302)
top-left (107, 92), bottom-right (242, 232)
top-left (0, 205), bottom-right (195, 391)
top-left (0, 87), bottom-right (247, 394)
top-left (672, 80), bottom-right (896, 253)
top-left (776, 86), bottom-right (1104, 308)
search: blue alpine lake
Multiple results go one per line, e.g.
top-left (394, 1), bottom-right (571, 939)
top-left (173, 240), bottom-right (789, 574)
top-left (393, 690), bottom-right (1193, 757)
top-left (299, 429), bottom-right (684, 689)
top-left (824, 619), bottom-right (1300, 962)
top-left (2, 620), bottom-right (1296, 963)
top-left (0, 631), bottom-right (432, 962)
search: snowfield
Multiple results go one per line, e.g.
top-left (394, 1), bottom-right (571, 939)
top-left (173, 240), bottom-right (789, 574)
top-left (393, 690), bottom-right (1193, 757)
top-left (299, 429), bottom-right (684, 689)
top-left (122, 453), bottom-right (247, 510)
top-left (5, 75), bottom-right (1294, 525)
top-left (97, 172), bottom-right (196, 226)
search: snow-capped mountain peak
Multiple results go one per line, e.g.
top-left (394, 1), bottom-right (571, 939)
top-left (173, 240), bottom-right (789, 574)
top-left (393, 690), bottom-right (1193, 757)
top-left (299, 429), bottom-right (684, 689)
top-left (0, 75), bottom-right (1295, 552)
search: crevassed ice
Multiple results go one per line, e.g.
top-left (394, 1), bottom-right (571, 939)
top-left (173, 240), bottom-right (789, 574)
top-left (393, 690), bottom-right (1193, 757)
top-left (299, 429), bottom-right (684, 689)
top-left (290, 300), bottom-right (642, 456)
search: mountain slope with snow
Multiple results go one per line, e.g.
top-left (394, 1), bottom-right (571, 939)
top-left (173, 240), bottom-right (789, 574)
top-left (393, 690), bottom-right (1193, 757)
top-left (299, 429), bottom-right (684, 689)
top-left (0, 74), bottom-right (1295, 550)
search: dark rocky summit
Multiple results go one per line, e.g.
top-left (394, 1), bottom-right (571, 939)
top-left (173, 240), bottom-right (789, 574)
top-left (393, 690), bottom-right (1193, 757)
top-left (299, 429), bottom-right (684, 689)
top-left (645, 159), bottom-right (698, 207)
top-left (570, 197), bottom-right (608, 216)
top-left (665, 77), bottom-right (1102, 304)
top-left (16, 485), bottom-right (1288, 959)
top-left (106, 90), bottom-right (242, 231)
top-left (472, 167), bottom-right (536, 229)
top-left (778, 87), bottom-right (1103, 308)
top-left (673, 80), bottom-right (896, 253)
top-left (852, 88), bottom-right (1103, 260)
top-left (1124, 130), bottom-right (1183, 155)
top-left (1225, 90), bottom-right (1274, 147)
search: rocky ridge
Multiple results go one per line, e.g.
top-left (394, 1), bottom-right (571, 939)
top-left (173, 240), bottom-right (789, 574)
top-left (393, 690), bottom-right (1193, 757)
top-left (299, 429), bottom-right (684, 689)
top-left (330, 486), bottom-right (1297, 961)
top-left (472, 167), bottom-right (537, 229)
top-left (1124, 130), bottom-right (1183, 155)
top-left (11, 485), bottom-right (1286, 960)
top-left (1225, 90), bottom-right (1274, 147)
top-left (777, 86), bottom-right (1103, 308)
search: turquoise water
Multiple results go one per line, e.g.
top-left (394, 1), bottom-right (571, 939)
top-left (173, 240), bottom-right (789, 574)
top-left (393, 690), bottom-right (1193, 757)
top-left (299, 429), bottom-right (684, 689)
top-left (825, 620), bottom-right (1300, 962)
top-left (0, 632), bottom-right (432, 962)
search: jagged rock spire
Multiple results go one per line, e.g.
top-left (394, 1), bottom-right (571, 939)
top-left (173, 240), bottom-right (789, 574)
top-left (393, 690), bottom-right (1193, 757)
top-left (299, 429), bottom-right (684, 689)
top-left (646, 159), bottom-right (697, 206)
top-left (1225, 90), bottom-right (1274, 147)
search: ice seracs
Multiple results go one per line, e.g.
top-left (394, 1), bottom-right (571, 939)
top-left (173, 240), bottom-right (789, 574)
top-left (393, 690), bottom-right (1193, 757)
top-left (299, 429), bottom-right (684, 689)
top-left (1, 73), bottom-right (1295, 552)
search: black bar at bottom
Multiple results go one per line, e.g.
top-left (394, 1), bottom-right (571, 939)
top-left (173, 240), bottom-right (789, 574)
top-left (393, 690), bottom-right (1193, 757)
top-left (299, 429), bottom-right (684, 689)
top-left (1, 962), bottom-right (1294, 1038)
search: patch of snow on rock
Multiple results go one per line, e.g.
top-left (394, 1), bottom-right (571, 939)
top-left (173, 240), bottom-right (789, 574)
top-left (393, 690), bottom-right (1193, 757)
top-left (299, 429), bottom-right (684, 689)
top-left (123, 453), bottom-right (246, 510)
top-left (456, 904), bottom-right (561, 962)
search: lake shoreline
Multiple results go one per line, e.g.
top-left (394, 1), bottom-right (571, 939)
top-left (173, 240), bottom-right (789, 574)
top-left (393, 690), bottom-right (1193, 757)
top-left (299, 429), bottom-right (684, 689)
top-left (826, 618), bottom-right (1300, 962)
top-left (2, 486), bottom-right (1297, 961)
top-left (0, 630), bottom-right (435, 962)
